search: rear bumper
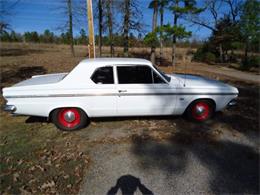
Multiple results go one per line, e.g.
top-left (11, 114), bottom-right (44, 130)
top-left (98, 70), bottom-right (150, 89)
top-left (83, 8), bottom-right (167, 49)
top-left (3, 105), bottom-right (16, 113)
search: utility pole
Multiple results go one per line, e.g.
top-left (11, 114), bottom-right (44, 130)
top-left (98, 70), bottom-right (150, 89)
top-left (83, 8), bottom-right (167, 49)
top-left (86, 0), bottom-right (95, 58)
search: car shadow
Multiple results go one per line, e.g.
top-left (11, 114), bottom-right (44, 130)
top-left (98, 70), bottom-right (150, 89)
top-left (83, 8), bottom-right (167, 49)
top-left (25, 116), bottom-right (48, 123)
top-left (91, 115), bottom-right (182, 123)
top-left (107, 174), bottom-right (154, 195)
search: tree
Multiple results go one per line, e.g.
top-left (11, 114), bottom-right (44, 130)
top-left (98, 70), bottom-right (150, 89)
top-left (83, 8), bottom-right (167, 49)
top-left (56, 0), bottom-right (87, 55)
top-left (105, 0), bottom-right (114, 57)
top-left (159, 0), bottom-right (168, 65)
top-left (0, 0), bottom-right (19, 34)
top-left (211, 16), bottom-right (240, 62)
top-left (97, 0), bottom-right (103, 56)
top-left (223, 0), bottom-right (241, 23)
top-left (78, 29), bottom-right (88, 44)
top-left (40, 29), bottom-right (55, 43)
top-left (149, 0), bottom-right (159, 64)
top-left (144, 31), bottom-right (159, 50)
top-left (121, 0), bottom-right (143, 57)
top-left (60, 32), bottom-right (71, 44)
top-left (67, 0), bottom-right (75, 56)
top-left (24, 31), bottom-right (39, 43)
top-left (167, 0), bottom-right (201, 66)
top-left (187, 0), bottom-right (242, 62)
top-left (239, 0), bottom-right (260, 67)
top-left (9, 30), bottom-right (22, 42)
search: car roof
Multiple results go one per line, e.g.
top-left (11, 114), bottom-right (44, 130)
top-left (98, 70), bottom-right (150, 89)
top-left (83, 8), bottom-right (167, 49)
top-left (79, 58), bottom-right (152, 67)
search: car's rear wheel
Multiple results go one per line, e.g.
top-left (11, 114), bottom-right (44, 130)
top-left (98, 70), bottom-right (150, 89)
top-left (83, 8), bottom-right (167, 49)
top-left (51, 107), bottom-right (88, 131)
top-left (186, 100), bottom-right (214, 122)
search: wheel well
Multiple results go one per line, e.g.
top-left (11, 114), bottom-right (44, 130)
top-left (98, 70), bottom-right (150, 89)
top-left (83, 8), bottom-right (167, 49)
top-left (49, 107), bottom-right (88, 120)
top-left (185, 98), bottom-right (216, 113)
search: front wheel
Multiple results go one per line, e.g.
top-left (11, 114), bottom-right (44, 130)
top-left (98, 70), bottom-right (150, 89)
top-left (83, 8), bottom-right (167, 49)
top-left (186, 100), bottom-right (214, 122)
top-left (51, 108), bottom-right (88, 131)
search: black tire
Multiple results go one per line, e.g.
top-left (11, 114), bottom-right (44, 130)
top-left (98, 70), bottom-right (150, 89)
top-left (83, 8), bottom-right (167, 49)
top-left (51, 107), bottom-right (89, 131)
top-left (186, 100), bottom-right (214, 122)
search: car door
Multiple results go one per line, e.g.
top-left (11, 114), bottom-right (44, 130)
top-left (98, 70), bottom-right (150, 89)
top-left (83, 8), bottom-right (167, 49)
top-left (115, 65), bottom-right (177, 116)
top-left (87, 66), bottom-right (117, 117)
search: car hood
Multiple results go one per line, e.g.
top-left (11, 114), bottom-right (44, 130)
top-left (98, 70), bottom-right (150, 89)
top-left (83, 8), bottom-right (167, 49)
top-left (170, 73), bottom-right (238, 93)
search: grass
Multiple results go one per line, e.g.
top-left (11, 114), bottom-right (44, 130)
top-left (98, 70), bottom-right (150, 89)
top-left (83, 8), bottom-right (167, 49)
top-left (0, 110), bottom-right (90, 194)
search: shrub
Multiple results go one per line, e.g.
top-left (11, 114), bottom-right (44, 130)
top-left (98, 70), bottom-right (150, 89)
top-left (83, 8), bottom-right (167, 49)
top-left (193, 47), bottom-right (204, 61)
top-left (241, 56), bottom-right (260, 69)
top-left (204, 52), bottom-right (216, 63)
top-left (193, 48), bottom-right (216, 63)
top-left (248, 56), bottom-right (260, 68)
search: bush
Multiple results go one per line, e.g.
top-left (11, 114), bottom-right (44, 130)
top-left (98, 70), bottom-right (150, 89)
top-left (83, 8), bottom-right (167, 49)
top-left (204, 52), bottom-right (216, 63)
top-left (193, 48), bottom-right (216, 63)
top-left (241, 56), bottom-right (260, 69)
top-left (193, 47), bottom-right (204, 61)
top-left (248, 56), bottom-right (260, 68)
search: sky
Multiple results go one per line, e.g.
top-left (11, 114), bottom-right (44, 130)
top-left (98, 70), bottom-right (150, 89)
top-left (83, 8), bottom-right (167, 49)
top-left (2, 0), bottom-right (225, 40)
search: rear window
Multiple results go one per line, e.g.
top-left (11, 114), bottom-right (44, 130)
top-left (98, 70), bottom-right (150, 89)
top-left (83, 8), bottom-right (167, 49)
top-left (91, 67), bottom-right (114, 84)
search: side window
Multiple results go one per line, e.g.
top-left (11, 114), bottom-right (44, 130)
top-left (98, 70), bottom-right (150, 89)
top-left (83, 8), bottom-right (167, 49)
top-left (91, 67), bottom-right (114, 84)
top-left (117, 66), bottom-right (153, 84)
top-left (153, 71), bottom-right (165, 83)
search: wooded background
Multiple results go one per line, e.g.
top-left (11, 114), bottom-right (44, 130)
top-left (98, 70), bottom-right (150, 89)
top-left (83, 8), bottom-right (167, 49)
top-left (1, 0), bottom-right (259, 69)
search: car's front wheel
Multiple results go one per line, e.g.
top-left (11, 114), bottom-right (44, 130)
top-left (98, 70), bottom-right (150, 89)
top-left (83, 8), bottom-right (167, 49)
top-left (51, 107), bottom-right (88, 131)
top-left (186, 100), bottom-right (214, 122)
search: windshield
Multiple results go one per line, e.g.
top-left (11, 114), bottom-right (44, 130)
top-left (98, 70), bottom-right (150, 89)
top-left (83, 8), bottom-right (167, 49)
top-left (153, 65), bottom-right (171, 82)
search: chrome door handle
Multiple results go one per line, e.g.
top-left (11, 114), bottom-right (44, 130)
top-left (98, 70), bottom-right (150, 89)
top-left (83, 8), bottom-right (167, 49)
top-left (118, 90), bottom-right (127, 93)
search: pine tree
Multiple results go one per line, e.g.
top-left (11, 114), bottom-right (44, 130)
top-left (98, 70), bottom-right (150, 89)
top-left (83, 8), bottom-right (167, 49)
top-left (167, 0), bottom-right (202, 66)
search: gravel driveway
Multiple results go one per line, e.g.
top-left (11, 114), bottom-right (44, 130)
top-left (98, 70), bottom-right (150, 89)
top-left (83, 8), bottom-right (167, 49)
top-left (79, 119), bottom-right (259, 195)
top-left (77, 80), bottom-right (259, 195)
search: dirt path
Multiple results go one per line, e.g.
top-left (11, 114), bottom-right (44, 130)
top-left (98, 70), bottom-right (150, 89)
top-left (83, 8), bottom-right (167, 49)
top-left (178, 62), bottom-right (260, 84)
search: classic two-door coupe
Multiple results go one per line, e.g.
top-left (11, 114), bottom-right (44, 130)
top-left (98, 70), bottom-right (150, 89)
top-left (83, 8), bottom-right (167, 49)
top-left (3, 58), bottom-right (238, 131)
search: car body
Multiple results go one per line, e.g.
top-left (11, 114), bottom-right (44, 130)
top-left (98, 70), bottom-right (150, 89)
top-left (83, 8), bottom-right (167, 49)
top-left (2, 58), bottom-right (238, 130)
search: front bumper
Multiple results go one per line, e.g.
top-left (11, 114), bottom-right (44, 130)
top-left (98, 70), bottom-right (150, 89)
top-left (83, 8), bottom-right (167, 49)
top-left (227, 99), bottom-right (237, 108)
top-left (3, 105), bottom-right (16, 113)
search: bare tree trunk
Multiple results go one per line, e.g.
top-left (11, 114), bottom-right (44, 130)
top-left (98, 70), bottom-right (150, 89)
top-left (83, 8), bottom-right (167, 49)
top-left (67, 0), bottom-right (75, 57)
top-left (219, 43), bottom-right (223, 63)
top-left (98, 0), bottom-right (103, 57)
top-left (106, 0), bottom-right (114, 57)
top-left (159, 2), bottom-right (164, 66)
top-left (150, 0), bottom-right (158, 65)
top-left (172, 13), bottom-right (177, 67)
top-left (123, 0), bottom-right (130, 57)
top-left (243, 40), bottom-right (249, 67)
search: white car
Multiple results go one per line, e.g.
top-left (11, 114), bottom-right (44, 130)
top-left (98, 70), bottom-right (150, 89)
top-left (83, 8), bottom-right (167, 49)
top-left (3, 58), bottom-right (238, 131)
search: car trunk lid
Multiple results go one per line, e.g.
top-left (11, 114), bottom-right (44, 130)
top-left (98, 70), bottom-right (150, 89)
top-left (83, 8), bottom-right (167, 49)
top-left (13, 73), bottom-right (68, 87)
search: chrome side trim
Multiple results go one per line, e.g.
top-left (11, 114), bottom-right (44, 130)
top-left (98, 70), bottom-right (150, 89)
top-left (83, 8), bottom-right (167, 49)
top-left (5, 92), bottom-right (239, 99)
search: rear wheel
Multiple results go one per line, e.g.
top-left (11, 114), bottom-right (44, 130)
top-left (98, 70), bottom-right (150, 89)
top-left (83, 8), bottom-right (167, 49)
top-left (186, 100), bottom-right (214, 122)
top-left (51, 108), bottom-right (88, 131)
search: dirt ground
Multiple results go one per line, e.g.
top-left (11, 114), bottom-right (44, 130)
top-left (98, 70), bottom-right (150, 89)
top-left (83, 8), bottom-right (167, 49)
top-left (0, 43), bottom-right (259, 194)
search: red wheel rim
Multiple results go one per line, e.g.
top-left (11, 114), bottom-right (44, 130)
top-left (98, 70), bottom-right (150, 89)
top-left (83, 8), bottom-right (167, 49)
top-left (58, 108), bottom-right (80, 128)
top-left (191, 102), bottom-right (210, 121)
